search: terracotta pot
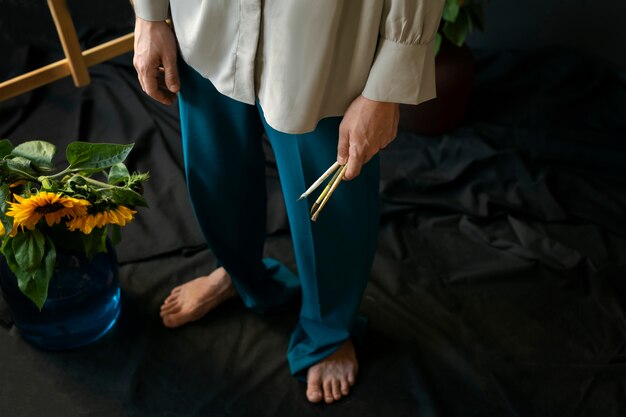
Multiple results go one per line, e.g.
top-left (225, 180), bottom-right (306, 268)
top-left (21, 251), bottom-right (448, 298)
top-left (399, 39), bottom-right (476, 135)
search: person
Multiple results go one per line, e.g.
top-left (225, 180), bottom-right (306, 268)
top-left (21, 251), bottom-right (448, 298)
top-left (133, 0), bottom-right (444, 404)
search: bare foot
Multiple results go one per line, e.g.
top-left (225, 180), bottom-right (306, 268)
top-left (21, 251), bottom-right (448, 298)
top-left (306, 340), bottom-right (358, 404)
top-left (159, 267), bottom-right (238, 328)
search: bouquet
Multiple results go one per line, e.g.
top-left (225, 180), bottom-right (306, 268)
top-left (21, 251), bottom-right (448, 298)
top-left (0, 140), bottom-right (148, 309)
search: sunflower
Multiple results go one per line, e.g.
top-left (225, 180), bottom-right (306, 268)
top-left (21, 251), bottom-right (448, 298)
top-left (0, 222), bottom-right (4, 237)
top-left (67, 205), bottom-right (137, 234)
top-left (6, 191), bottom-right (91, 233)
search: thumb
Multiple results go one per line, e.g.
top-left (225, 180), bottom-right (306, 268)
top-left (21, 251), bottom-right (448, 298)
top-left (337, 127), bottom-right (349, 165)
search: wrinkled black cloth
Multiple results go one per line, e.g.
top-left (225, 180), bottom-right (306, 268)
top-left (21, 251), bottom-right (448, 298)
top-left (1, 18), bottom-right (625, 417)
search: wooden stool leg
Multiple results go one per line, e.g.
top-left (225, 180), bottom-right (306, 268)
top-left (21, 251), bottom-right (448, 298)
top-left (47, 0), bottom-right (90, 87)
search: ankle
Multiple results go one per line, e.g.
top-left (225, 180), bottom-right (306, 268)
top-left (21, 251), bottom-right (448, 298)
top-left (216, 269), bottom-right (238, 298)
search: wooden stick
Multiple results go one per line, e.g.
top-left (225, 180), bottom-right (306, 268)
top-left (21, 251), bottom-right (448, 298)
top-left (298, 161), bottom-right (341, 201)
top-left (83, 33), bottom-right (135, 67)
top-left (0, 33), bottom-right (134, 101)
top-left (311, 164), bottom-right (348, 222)
top-left (48, 0), bottom-right (90, 87)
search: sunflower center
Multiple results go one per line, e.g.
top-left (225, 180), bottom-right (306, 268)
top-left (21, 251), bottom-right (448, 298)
top-left (34, 202), bottom-right (65, 215)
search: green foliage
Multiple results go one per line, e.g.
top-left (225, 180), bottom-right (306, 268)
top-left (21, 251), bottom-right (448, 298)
top-left (2, 232), bottom-right (56, 310)
top-left (0, 184), bottom-right (12, 234)
top-left (0, 139), bottom-right (149, 309)
top-left (437, 0), bottom-right (489, 53)
top-left (67, 142), bottom-right (133, 170)
top-left (0, 139), bottom-right (14, 158)
top-left (13, 230), bottom-right (46, 275)
top-left (11, 141), bottom-right (56, 171)
top-left (108, 162), bottom-right (130, 185)
top-left (81, 225), bottom-right (108, 260)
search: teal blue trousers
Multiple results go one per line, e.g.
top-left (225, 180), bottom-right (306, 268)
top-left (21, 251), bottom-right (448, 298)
top-left (177, 61), bottom-right (380, 380)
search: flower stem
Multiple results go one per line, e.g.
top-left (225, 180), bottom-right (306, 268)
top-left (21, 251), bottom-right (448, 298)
top-left (47, 168), bottom-right (71, 179)
top-left (77, 176), bottom-right (116, 189)
top-left (11, 169), bottom-right (38, 181)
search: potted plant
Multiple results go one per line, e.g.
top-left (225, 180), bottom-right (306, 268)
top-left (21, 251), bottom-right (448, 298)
top-left (0, 139), bottom-right (148, 349)
top-left (400, 0), bottom-right (489, 135)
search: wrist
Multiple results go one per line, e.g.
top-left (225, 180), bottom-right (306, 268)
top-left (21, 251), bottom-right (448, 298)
top-left (359, 95), bottom-right (399, 111)
top-left (135, 16), bottom-right (168, 24)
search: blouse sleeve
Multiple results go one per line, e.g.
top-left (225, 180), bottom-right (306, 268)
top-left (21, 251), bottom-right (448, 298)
top-left (362, 0), bottom-right (445, 105)
top-left (133, 0), bottom-right (170, 21)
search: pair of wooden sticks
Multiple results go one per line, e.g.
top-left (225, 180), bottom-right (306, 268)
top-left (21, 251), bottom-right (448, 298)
top-left (298, 161), bottom-right (348, 221)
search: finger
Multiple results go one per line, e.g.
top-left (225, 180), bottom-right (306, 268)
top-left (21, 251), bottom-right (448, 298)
top-left (336, 124), bottom-right (350, 165)
top-left (145, 68), bottom-right (176, 105)
top-left (152, 87), bottom-right (177, 105)
top-left (344, 143), bottom-right (364, 181)
top-left (162, 53), bottom-right (180, 94)
top-left (362, 145), bottom-right (382, 166)
top-left (142, 65), bottom-right (161, 98)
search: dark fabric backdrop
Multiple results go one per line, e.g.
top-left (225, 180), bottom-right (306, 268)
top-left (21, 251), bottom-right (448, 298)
top-left (0, 2), bottom-right (625, 416)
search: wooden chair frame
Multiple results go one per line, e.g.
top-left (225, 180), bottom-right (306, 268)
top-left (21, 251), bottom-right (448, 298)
top-left (0, 0), bottom-right (134, 101)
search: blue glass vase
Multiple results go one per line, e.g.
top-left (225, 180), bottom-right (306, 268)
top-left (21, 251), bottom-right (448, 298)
top-left (0, 240), bottom-right (121, 349)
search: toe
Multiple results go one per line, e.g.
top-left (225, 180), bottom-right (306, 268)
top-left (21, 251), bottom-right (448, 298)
top-left (162, 293), bottom-right (178, 307)
top-left (160, 300), bottom-right (180, 313)
top-left (163, 314), bottom-right (186, 328)
top-left (347, 370), bottom-right (356, 386)
top-left (323, 379), bottom-right (334, 404)
top-left (340, 378), bottom-right (350, 396)
top-left (332, 379), bottom-right (342, 401)
top-left (306, 368), bottom-right (324, 403)
top-left (160, 304), bottom-right (181, 317)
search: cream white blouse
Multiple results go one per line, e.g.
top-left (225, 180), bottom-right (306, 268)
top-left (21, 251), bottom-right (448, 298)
top-left (134, 0), bottom-right (444, 134)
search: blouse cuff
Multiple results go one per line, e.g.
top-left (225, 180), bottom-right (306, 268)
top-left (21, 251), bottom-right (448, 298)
top-left (362, 37), bottom-right (437, 106)
top-left (133, 0), bottom-right (170, 22)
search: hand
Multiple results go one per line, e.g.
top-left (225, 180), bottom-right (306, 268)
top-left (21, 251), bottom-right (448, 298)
top-left (133, 17), bottom-right (180, 105)
top-left (336, 95), bottom-right (399, 180)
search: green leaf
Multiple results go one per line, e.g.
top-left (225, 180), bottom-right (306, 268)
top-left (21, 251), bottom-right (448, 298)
top-left (6, 156), bottom-right (34, 173)
top-left (442, 0), bottom-right (461, 23)
top-left (81, 225), bottom-right (107, 260)
top-left (12, 229), bottom-right (46, 274)
top-left (0, 183), bottom-right (10, 216)
top-left (2, 234), bottom-right (54, 310)
top-left (2, 237), bottom-right (32, 286)
top-left (443, 10), bottom-right (470, 47)
top-left (108, 162), bottom-right (130, 185)
top-left (434, 33), bottom-right (443, 56)
top-left (109, 224), bottom-right (122, 246)
top-left (29, 235), bottom-right (57, 310)
top-left (67, 142), bottom-right (134, 170)
top-left (0, 139), bottom-right (14, 158)
top-left (0, 184), bottom-right (13, 235)
top-left (11, 141), bottom-right (56, 171)
top-left (465, 2), bottom-right (487, 32)
top-left (112, 187), bottom-right (148, 207)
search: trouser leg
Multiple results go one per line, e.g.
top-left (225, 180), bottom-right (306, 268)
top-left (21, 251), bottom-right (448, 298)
top-left (177, 61), bottom-right (299, 312)
top-left (258, 105), bottom-right (381, 380)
